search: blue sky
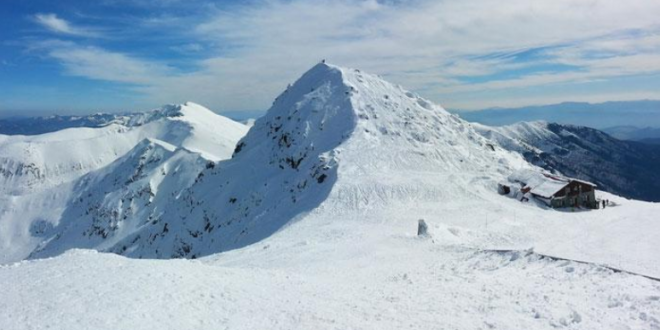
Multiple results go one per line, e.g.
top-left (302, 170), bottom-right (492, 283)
top-left (1, 0), bottom-right (660, 116)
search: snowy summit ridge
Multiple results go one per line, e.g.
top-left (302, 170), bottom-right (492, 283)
top-left (27, 62), bottom-right (525, 260)
top-left (0, 102), bottom-right (248, 263)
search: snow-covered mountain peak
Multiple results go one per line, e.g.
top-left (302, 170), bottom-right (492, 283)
top-left (232, 63), bottom-right (354, 166)
top-left (0, 104), bottom-right (248, 262)
top-left (122, 102), bottom-right (229, 128)
top-left (158, 101), bottom-right (218, 119)
top-left (17, 63), bottom-right (528, 260)
top-left (0, 103), bottom-right (247, 197)
top-left (241, 62), bottom-right (500, 171)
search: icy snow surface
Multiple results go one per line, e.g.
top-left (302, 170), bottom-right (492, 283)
top-left (1, 63), bottom-right (659, 329)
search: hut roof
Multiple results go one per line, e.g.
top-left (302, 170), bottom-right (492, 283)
top-left (508, 169), bottom-right (596, 199)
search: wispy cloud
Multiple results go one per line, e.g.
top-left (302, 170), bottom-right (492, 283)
top-left (170, 43), bottom-right (205, 53)
top-left (29, 40), bottom-right (172, 84)
top-left (23, 0), bottom-right (660, 111)
top-left (184, 0), bottom-right (660, 109)
top-left (33, 13), bottom-right (101, 37)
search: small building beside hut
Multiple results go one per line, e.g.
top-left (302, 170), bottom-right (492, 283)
top-left (502, 170), bottom-right (598, 209)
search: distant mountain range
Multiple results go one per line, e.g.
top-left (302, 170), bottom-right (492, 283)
top-left (453, 100), bottom-right (660, 129)
top-left (0, 113), bottom-right (133, 135)
top-left (0, 109), bottom-right (265, 136)
top-left (602, 126), bottom-right (660, 145)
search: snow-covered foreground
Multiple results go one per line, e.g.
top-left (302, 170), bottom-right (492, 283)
top-left (2, 212), bottom-right (659, 330)
top-left (1, 63), bottom-right (659, 329)
top-left (2, 182), bottom-right (659, 329)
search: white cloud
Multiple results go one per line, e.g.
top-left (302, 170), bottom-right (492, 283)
top-left (29, 0), bottom-right (660, 111)
top-left (181, 0), bottom-right (660, 110)
top-left (170, 43), bottom-right (205, 53)
top-left (33, 13), bottom-right (100, 37)
top-left (30, 40), bottom-right (172, 84)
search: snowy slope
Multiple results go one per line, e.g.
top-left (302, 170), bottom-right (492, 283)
top-left (27, 139), bottom-right (209, 258)
top-left (0, 102), bottom-right (247, 196)
top-left (23, 64), bottom-right (660, 276)
top-left (0, 103), bottom-right (247, 263)
top-left (3, 189), bottom-right (660, 330)
top-left (1, 63), bottom-right (659, 330)
top-left (473, 121), bottom-right (660, 201)
top-left (28, 63), bottom-right (527, 260)
top-left (2, 241), bottom-right (659, 330)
